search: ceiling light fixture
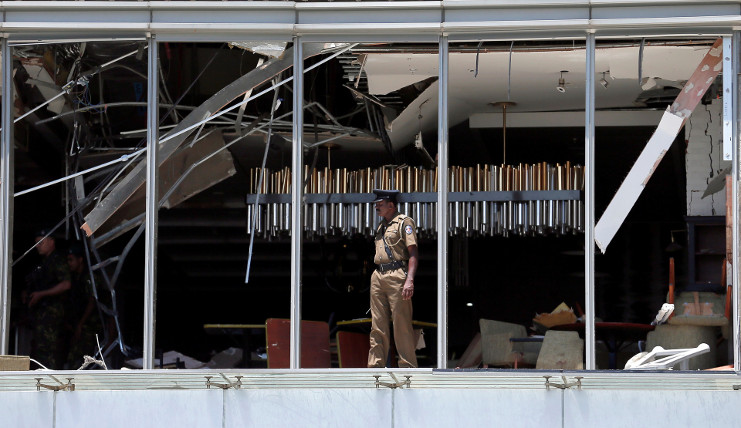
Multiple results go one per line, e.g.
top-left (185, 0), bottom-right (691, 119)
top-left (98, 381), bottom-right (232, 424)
top-left (600, 71), bottom-right (609, 89)
top-left (557, 70), bottom-right (568, 93)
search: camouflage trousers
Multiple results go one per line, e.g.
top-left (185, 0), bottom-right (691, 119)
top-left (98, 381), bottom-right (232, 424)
top-left (31, 300), bottom-right (67, 370)
top-left (66, 317), bottom-right (103, 369)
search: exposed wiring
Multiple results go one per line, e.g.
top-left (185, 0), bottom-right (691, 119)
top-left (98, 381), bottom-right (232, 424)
top-left (508, 41), bottom-right (514, 101)
top-left (474, 41), bottom-right (483, 78)
top-left (638, 38), bottom-right (645, 84)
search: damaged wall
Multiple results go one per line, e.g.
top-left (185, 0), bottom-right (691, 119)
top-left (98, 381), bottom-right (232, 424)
top-left (686, 98), bottom-right (730, 216)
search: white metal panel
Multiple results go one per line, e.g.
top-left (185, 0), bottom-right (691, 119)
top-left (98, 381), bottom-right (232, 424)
top-left (153, 9), bottom-right (295, 25)
top-left (594, 110), bottom-right (685, 252)
top-left (154, 34), bottom-right (294, 43)
top-left (723, 36), bottom-right (734, 161)
top-left (55, 390), bottom-right (223, 428)
top-left (0, 1), bottom-right (737, 39)
top-left (393, 389), bottom-right (562, 427)
top-left (564, 390), bottom-right (741, 428)
top-left (0, 391), bottom-right (54, 427)
top-left (592, 4), bottom-right (741, 20)
top-left (224, 389), bottom-right (392, 428)
top-left (300, 35), bottom-right (439, 43)
top-left (5, 9), bottom-right (149, 24)
top-left (299, 7), bottom-right (441, 26)
top-left (446, 7), bottom-right (590, 24)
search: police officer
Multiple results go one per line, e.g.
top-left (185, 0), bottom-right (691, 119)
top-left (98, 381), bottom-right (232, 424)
top-left (368, 189), bottom-right (419, 368)
top-left (25, 229), bottom-right (72, 369)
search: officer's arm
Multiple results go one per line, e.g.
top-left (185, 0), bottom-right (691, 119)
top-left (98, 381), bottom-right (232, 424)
top-left (402, 245), bottom-right (418, 300)
top-left (28, 280), bottom-right (72, 308)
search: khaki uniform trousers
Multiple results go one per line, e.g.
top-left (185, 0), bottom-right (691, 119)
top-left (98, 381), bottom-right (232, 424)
top-left (368, 268), bottom-right (418, 368)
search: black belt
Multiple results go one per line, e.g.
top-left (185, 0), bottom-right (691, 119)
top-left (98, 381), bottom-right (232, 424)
top-left (376, 261), bottom-right (405, 273)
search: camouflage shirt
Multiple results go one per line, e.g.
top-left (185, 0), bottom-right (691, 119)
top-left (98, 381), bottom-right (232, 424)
top-left (26, 250), bottom-right (71, 293)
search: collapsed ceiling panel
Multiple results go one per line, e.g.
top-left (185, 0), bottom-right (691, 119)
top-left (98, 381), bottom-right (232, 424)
top-left (364, 53), bottom-right (438, 95)
top-left (362, 42), bottom-right (715, 148)
top-left (228, 41), bottom-right (288, 59)
top-left (607, 45), bottom-right (708, 81)
top-left (20, 57), bottom-right (67, 115)
top-left (90, 129), bottom-right (236, 246)
top-left (82, 43), bottom-right (326, 237)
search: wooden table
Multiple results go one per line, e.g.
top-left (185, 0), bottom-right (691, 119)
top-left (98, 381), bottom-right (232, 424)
top-left (336, 318), bottom-right (437, 329)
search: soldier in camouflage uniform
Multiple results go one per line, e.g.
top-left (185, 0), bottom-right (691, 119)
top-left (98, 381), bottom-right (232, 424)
top-left (65, 243), bottom-right (105, 369)
top-left (25, 229), bottom-right (71, 369)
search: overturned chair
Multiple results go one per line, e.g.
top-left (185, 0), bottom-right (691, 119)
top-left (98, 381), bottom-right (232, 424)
top-left (625, 343), bottom-right (710, 370)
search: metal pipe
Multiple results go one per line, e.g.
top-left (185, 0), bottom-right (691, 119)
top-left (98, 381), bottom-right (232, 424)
top-left (437, 36), bottom-right (449, 368)
top-left (290, 38), bottom-right (304, 370)
top-left (731, 32), bottom-right (740, 372)
top-left (0, 38), bottom-right (15, 354)
top-left (585, 32), bottom-right (596, 370)
top-left (142, 36), bottom-right (159, 370)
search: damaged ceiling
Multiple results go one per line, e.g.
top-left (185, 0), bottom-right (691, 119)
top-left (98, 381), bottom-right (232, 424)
top-left (9, 39), bottom-right (716, 262)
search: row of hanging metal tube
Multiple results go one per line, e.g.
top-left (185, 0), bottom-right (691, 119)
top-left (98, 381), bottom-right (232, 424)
top-left (246, 163), bottom-right (584, 239)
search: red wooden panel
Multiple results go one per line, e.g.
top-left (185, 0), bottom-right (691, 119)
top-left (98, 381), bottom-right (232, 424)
top-left (265, 318), bottom-right (331, 368)
top-left (337, 331), bottom-right (370, 368)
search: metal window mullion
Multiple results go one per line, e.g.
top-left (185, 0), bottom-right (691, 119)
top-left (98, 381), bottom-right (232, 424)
top-left (585, 33), bottom-right (596, 371)
top-left (733, 31), bottom-right (740, 373)
top-left (143, 36), bottom-right (159, 370)
top-left (0, 38), bottom-right (14, 355)
top-left (437, 35), bottom-right (449, 369)
top-left (290, 37), bottom-right (304, 370)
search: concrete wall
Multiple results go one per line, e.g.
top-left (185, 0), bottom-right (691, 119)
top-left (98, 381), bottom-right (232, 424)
top-left (3, 388), bottom-right (741, 427)
top-left (686, 98), bottom-right (730, 216)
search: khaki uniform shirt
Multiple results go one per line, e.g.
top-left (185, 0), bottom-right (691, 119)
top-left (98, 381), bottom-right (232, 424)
top-left (374, 212), bottom-right (418, 264)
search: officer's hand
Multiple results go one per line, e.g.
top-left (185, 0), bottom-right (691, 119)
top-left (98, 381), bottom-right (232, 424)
top-left (402, 279), bottom-right (414, 300)
top-left (28, 291), bottom-right (43, 308)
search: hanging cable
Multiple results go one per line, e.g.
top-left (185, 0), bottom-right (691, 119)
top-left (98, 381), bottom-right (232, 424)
top-left (245, 82), bottom-right (282, 283)
top-left (14, 148), bottom-right (146, 197)
top-left (474, 41), bottom-right (483, 78)
top-left (508, 41), bottom-right (514, 101)
top-left (638, 38), bottom-right (645, 84)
